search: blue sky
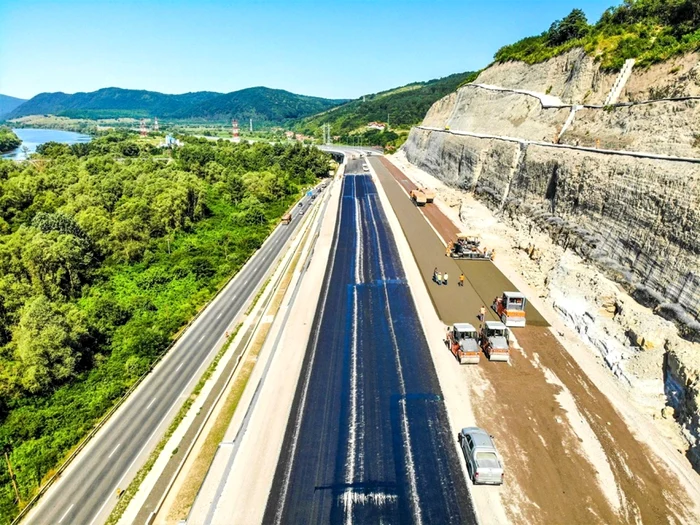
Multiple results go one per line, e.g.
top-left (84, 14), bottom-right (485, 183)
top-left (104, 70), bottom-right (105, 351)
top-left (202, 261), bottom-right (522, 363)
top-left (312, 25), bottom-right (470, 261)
top-left (0, 0), bottom-right (614, 100)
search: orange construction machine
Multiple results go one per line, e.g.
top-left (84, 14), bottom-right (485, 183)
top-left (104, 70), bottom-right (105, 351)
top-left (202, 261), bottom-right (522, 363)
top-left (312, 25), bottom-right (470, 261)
top-left (450, 232), bottom-right (492, 260)
top-left (479, 321), bottom-right (510, 363)
top-left (492, 291), bottom-right (527, 327)
top-left (446, 323), bottom-right (481, 364)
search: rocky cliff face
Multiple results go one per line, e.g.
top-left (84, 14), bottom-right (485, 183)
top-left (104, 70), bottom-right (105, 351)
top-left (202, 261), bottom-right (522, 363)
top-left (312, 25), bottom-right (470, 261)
top-left (402, 49), bottom-right (700, 467)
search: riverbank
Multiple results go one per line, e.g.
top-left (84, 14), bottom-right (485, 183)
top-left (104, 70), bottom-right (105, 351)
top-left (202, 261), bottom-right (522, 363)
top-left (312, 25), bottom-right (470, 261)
top-left (0, 127), bottom-right (21, 154)
top-left (0, 128), bottom-right (91, 160)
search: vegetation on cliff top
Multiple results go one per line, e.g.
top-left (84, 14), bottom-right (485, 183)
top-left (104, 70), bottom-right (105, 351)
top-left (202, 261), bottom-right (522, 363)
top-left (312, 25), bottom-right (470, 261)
top-left (0, 128), bottom-right (21, 154)
top-left (494, 0), bottom-right (700, 70)
top-left (0, 133), bottom-right (330, 522)
top-left (294, 71), bottom-right (475, 149)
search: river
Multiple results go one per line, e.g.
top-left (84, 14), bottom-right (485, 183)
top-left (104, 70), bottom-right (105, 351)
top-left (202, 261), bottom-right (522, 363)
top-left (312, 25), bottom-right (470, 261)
top-left (1, 128), bottom-right (92, 160)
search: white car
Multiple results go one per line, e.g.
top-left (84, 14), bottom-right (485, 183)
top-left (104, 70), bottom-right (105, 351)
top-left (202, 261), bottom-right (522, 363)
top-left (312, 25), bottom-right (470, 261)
top-left (458, 427), bottom-right (504, 485)
top-left (363, 164), bottom-right (369, 172)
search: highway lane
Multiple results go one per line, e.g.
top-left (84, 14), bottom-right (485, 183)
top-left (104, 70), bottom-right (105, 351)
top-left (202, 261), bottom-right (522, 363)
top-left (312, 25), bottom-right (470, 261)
top-left (26, 191), bottom-right (321, 525)
top-left (264, 163), bottom-right (476, 524)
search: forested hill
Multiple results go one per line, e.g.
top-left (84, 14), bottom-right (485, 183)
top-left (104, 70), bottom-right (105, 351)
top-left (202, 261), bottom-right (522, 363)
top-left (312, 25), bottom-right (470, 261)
top-left (5, 86), bottom-right (348, 123)
top-left (173, 87), bottom-right (349, 123)
top-left (5, 88), bottom-right (221, 120)
top-left (294, 71), bottom-right (476, 136)
top-left (0, 95), bottom-right (27, 119)
top-left (494, 0), bottom-right (700, 71)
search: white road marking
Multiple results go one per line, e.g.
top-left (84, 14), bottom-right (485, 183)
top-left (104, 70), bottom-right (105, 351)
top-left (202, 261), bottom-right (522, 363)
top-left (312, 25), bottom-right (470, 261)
top-left (217, 312), bottom-right (223, 319)
top-left (366, 193), bottom-right (423, 525)
top-left (58, 504), bottom-right (74, 524)
top-left (198, 335), bottom-right (205, 343)
top-left (108, 443), bottom-right (121, 459)
top-left (175, 362), bottom-right (184, 372)
top-left (146, 398), bottom-right (157, 410)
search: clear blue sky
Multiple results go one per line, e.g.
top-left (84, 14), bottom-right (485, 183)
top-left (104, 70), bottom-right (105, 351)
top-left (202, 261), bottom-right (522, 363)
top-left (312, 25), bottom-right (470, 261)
top-left (0, 0), bottom-right (615, 100)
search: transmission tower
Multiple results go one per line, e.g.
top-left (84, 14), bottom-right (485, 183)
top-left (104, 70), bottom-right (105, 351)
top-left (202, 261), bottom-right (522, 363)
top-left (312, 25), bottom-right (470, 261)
top-left (249, 118), bottom-right (253, 133)
top-left (139, 119), bottom-right (147, 137)
top-left (232, 119), bottom-right (240, 142)
top-left (153, 117), bottom-right (159, 132)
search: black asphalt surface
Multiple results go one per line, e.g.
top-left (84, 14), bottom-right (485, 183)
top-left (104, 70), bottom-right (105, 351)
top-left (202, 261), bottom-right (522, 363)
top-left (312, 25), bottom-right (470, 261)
top-left (264, 162), bottom-right (476, 525)
top-left (27, 193), bottom-right (319, 525)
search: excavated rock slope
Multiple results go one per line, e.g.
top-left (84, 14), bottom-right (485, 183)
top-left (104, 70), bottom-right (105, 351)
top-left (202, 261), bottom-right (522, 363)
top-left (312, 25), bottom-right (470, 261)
top-left (402, 48), bottom-right (700, 469)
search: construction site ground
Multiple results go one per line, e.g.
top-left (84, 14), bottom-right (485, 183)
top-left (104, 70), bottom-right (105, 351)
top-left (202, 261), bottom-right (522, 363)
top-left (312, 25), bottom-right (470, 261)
top-left (369, 155), bottom-right (700, 524)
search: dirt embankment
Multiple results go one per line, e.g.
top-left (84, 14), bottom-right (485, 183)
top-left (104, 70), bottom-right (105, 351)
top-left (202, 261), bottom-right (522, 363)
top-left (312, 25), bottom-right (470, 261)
top-left (373, 155), bottom-right (700, 524)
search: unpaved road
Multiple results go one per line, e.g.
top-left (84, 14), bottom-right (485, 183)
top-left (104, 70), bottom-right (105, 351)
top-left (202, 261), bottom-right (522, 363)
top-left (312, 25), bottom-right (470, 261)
top-left (371, 155), bottom-right (698, 524)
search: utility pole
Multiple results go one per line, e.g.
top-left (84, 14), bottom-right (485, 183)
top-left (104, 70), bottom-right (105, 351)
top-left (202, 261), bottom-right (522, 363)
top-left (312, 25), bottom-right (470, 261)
top-left (249, 118), bottom-right (253, 133)
top-left (387, 113), bottom-right (390, 130)
top-left (2, 444), bottom-right (21, 505)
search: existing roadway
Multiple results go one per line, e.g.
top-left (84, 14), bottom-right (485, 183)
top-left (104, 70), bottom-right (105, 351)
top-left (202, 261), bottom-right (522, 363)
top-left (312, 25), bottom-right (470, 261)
top-left (24, 192), bottom-right (320, 525)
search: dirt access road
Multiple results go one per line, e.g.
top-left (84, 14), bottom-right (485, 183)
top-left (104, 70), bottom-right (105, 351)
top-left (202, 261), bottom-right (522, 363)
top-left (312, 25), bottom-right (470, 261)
top-left (370, 155), bottom-right (699, 524)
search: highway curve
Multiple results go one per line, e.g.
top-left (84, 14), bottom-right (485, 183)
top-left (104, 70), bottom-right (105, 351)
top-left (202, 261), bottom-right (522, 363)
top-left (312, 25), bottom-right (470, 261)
top-left (264, 163), bottom-right (476, 524)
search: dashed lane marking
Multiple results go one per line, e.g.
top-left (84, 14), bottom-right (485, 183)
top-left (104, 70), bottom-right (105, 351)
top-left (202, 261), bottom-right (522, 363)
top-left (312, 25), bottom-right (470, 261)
top-left (58, 504), bottom-right (74, 524)
top-left (108, 443), bottom-right (121, 459)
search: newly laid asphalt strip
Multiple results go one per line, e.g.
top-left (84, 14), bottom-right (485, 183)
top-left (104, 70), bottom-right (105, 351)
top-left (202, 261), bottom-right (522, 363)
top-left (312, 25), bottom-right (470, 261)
top-left (264, 165), bottom-right (476, 524)
top-left (371, 156), bottom-right (548, 327)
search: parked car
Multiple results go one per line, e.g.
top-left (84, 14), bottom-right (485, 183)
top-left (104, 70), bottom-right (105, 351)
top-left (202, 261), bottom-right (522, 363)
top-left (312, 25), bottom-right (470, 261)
top-left (458, 427), bottom-right (504, 485)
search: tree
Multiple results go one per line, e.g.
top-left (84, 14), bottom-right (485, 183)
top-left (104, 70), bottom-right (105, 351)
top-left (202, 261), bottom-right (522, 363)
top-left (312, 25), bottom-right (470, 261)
top-left (547, 9), bottom-right (590, 46)
top-left (13, 296), bottom-right (87, 393)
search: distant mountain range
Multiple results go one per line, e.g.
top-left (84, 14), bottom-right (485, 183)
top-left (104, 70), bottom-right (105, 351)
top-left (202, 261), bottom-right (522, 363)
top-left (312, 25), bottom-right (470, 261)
top-left (0, 94), bottom-right (27, 119)
top-left (2, 86), bottom-right (348, 124)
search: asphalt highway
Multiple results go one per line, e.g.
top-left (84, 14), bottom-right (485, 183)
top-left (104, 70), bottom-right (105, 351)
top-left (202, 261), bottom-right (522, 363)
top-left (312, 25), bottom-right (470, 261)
top-left (26, 192), bottom-right (319, 525)
top-left (264, 162), bottom-right (476, 524)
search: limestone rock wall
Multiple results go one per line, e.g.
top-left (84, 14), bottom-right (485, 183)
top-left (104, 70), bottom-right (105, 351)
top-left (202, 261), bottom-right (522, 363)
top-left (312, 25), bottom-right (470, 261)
top-left (403, 128), bottom-right (700, 331)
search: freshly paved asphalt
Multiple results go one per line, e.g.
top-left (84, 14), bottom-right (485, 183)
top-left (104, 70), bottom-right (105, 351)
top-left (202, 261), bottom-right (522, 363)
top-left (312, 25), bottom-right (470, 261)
top-left (26, 193), bottom-right (319, 525)
top-left (264, 162), bottom-right (476, 524)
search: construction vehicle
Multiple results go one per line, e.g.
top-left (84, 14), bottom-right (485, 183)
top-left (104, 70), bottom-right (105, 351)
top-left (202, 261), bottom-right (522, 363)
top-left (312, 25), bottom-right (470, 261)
top-left (480, 321), bottom-right (510, 363)
top-left (410, 189), bottom-right (427, 206)
top-left (450, 232), bottom-right (491, 260)
top-left (420, 187), bottom-right (436, 203)
top-left (492, 291), bottom-right (527, 327)
top-left (281, 213), bottom-right (292, 225)
top-left (446, 323), bottom-right (480, 364)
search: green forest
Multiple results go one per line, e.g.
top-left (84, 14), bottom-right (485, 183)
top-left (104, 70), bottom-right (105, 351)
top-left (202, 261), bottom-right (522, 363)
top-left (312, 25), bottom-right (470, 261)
top-left (495, 0), bottom-right (700, 71)
top-left (294, 72), bottom-right (475, 148)
top-left (0, 128), bottom-right (20, 154)
top-left (0, 133), bottom-right (330, 522)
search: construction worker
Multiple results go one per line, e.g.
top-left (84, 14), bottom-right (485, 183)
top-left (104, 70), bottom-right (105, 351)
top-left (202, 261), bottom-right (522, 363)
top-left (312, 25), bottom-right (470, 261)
top-left (433, 267), bottom-right (438, 283)
top-left (459, 273), bottom-right (465, 287)
top-left (436, 271), bottom-right (442, 285)
top-left (443, 272), bottom-right (449, 285)
top-left (479, 305), bottom-right (486, 324)
top-left (445, 241), bottom-right (452, 257)
top-left (491, 248), bottom-right (496, 261)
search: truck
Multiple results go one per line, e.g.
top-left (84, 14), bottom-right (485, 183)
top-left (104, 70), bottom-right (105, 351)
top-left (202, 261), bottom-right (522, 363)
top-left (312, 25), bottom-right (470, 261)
top-left (410, 189), bottom-right (427, 206)
top-left (281, 213), bottom-right (292, 225)
top-left (446, 323), bottom-right (480, 364)
top-left (420, 187), bottom-right (436, 203)
top-left (479, 321), bottom-right (510, 363)
top-left (492, 291), bottom-right (527, 327)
